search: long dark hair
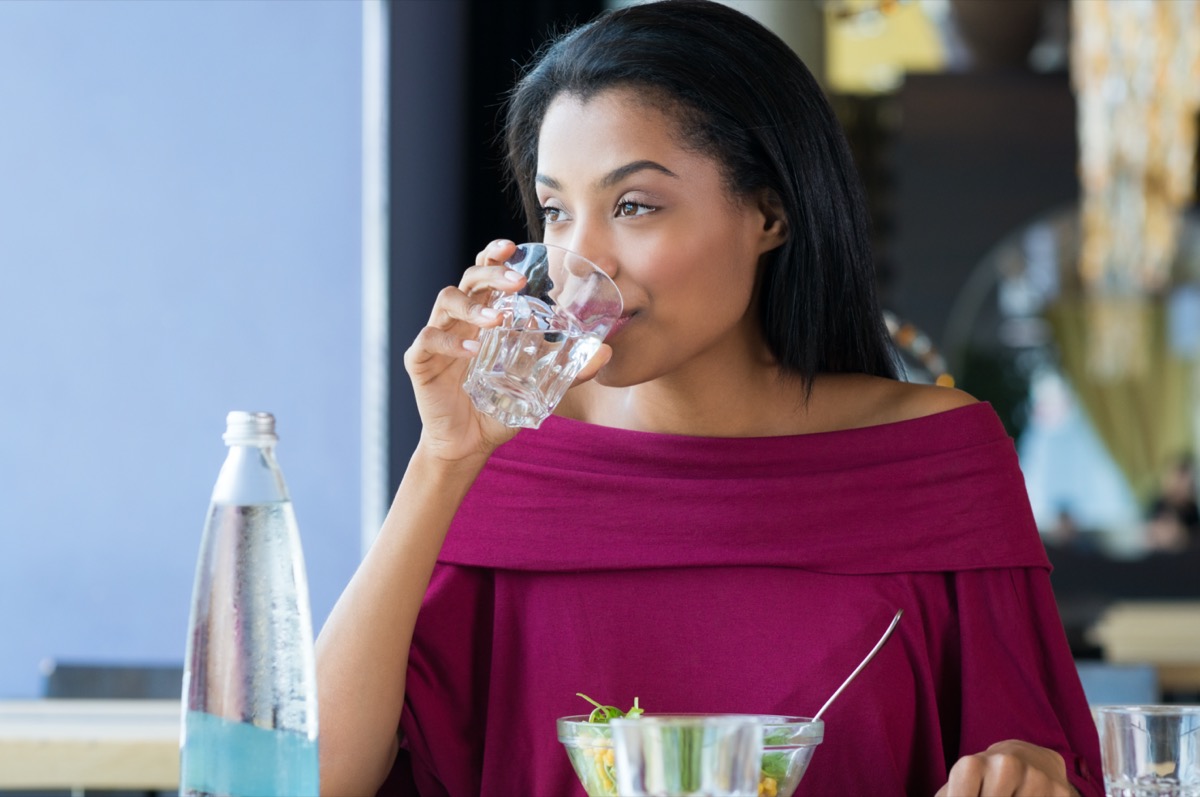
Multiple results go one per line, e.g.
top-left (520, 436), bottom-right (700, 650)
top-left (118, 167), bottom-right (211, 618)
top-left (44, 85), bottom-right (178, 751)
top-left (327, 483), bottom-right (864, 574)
top-left (504, 0), bottom-right (898, 384)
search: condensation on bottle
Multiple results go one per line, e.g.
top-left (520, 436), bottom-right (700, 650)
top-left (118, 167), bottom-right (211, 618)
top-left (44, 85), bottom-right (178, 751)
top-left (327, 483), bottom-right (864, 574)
top-left (181, 411), bottom-right (319, 797)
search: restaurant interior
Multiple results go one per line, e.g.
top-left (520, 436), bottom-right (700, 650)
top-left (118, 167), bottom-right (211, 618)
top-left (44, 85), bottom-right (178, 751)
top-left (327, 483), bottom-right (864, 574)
top-left (1, 0), bottom-right (1199, 792)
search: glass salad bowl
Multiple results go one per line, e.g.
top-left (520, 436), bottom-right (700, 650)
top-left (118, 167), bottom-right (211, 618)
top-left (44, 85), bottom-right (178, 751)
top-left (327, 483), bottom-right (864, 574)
top-left (557, 714), bottom-right (824, 797)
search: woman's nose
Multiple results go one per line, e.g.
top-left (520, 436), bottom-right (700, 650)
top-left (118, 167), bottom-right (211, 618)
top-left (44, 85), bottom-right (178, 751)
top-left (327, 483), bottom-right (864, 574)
top-left (566, 229), bottom-right (618, 279)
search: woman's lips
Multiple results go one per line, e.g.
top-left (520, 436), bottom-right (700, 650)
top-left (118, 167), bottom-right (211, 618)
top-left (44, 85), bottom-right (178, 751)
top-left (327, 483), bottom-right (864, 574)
top-left (605, 312), bottom-right (635, 340)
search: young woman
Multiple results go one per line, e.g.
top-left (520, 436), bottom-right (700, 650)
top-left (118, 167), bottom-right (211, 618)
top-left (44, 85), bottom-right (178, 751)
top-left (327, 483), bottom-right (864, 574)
top-left (316, 2), bottom-right (1102, 795)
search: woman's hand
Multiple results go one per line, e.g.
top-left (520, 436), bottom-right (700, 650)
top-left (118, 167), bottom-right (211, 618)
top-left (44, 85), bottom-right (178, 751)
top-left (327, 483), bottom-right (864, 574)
top-left (936, 740), bottom-right (1077, 797)
top-left (403, 238), bottom-right (611, 465)
top-left (403, 239), bottom-right (526, 464)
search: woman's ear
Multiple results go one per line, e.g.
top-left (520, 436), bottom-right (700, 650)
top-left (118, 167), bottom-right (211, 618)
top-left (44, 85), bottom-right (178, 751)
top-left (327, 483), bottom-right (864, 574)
top-left (755, 188), bottom-right (789, 252)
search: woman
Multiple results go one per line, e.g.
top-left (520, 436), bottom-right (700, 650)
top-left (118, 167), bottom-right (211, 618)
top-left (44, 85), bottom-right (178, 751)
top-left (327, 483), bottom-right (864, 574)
top-left (316, 2), bottom-right (1102, 795)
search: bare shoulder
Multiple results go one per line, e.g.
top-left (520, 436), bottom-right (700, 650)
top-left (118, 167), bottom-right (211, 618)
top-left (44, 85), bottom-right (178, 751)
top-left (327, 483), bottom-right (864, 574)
top-left (889, 379), bottom-right (979, 420)
top-left (815, 374), bottom-right (979, 431)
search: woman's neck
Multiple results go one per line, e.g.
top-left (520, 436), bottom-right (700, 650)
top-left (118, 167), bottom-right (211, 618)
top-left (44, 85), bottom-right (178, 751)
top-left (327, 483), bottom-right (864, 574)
top-left (560, 370), bottom-right (957, 439)
top-left (563, 353), bottom-right (810, 438)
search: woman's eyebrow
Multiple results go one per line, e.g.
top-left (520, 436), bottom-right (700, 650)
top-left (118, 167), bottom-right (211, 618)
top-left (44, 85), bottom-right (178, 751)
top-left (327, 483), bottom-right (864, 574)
top-left (534, 160), bottom-right (679, 193)
top-left (597, 160), bottom-right (677, 189)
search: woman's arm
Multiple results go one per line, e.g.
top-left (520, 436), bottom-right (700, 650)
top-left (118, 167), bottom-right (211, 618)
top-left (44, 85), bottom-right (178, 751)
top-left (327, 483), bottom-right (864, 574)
top-left (940, 567), bottom-right (1104, 797)
top-left (314, 446), bottom-right (486, 796)
top-left (314, 239), bottom-right (523, 795)
top-left (313, 239), bottom-right (611, 795)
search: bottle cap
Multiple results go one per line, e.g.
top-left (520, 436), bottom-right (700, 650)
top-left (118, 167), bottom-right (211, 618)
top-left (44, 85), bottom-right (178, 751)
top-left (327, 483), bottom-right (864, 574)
top-left (223, 411), bottom-right (278, 446)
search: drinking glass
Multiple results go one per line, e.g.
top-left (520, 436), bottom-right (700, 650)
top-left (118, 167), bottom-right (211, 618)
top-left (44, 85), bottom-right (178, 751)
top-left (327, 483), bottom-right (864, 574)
top-left (462, 242), bottom-right (623, 429)
top-left (1098, 705), bottom-right (1200, 796)
top-left (610, 715), bottom-right (763, 797)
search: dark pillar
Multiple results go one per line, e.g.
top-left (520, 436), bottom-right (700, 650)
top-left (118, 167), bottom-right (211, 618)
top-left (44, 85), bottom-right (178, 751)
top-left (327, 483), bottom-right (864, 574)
top-left (383, 0), bottom-right (470, 508)
top-left (372, 0), bottom-right (603, 527)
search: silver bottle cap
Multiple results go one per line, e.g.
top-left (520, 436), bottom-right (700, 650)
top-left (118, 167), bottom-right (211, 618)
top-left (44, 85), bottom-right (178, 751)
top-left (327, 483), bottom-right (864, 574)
top-left (222, 411), bottom-right (278, 446)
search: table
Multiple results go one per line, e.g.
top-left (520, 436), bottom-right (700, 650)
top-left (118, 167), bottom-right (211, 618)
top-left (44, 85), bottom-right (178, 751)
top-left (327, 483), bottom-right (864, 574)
top-left (1088, 600), bottom-right (1200, 694)
top-left (0, 699), bottom-right (179, 790)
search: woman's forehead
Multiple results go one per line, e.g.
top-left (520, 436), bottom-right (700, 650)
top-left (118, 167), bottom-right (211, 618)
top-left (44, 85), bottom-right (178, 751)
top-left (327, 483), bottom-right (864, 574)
top-left (535, 89), bottom-right (700, 178)
top-left (540, 87), bottom-right (680, 136)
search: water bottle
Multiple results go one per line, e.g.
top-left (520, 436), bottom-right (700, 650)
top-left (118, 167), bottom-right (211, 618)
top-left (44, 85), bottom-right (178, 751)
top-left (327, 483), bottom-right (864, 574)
top-left (181, 411), bottom-right (319, 796)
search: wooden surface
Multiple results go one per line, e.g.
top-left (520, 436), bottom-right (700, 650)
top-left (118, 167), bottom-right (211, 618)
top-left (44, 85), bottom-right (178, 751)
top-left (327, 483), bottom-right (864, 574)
top-left (1089, 600), bottom-right (1200, 693)
top-left (0, 699), bottom-right (179, 789)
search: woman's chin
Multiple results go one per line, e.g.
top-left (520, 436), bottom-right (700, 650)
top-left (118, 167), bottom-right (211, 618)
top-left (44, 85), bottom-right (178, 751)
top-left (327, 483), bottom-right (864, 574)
top-left (591, 357), bottom-right (651, 390)
top-left (591, 368), bottom-right (623, 388)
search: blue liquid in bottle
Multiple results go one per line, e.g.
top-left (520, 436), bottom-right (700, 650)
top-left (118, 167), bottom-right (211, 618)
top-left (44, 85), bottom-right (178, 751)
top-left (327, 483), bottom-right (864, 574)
top-left (181, 710), bottom-right (318, 796)
top-left (181, 413), bottom-right (319, 797)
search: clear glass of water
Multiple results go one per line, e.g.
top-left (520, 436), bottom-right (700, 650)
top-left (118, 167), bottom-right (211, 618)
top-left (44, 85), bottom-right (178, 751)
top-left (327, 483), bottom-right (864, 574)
top-left (462, 242), bottom-right (623, 429)
top-left (610, 715), bottom-right (763, 797)
top-left (1098, 705), bottom-right (1200, 796)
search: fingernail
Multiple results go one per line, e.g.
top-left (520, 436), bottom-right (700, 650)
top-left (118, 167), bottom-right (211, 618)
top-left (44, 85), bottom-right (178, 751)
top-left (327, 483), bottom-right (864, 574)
top-left (504, 270), bottom-right (524, 282)
top-left (462, 339), bottom-right (480, 352)
top-left (478, 306), bottom-right (500, 320)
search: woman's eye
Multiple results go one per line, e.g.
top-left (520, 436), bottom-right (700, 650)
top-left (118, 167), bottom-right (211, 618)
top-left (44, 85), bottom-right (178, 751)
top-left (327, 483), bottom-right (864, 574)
top-left (540, 205), bottom-right (563, 224)
top-left (616, 201), bottom-right (654, 218)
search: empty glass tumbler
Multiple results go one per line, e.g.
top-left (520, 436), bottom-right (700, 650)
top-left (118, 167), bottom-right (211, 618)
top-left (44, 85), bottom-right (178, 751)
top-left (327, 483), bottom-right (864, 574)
top-left (1098, 705), bottom-right (1200, 797)
top-left (180, 411), bottom-right (319, 797)
top-left (610, 715), bottom-right (764, 797)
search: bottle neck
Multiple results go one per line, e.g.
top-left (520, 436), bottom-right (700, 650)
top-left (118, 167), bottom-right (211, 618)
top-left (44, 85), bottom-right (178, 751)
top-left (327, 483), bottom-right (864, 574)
top-left (211, 443), bottom-right (290, 506)
top-left (223, 411), bottom-right (277, 447)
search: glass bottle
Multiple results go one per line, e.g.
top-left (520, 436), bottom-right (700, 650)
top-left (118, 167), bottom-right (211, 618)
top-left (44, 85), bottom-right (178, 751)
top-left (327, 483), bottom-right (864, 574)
top-left (181, 411), bottom-right (319, 796)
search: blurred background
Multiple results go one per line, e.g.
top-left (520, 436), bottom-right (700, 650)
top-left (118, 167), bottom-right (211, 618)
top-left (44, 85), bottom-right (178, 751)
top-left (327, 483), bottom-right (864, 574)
top-left (0, 0), bottom-right (362, 700)
top-left (2, 0), bottom-right (1199, 704)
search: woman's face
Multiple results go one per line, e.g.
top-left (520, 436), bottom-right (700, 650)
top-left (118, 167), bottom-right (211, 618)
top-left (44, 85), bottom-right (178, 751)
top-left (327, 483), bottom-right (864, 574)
top-left (534, 87), bottom-right (786, 387)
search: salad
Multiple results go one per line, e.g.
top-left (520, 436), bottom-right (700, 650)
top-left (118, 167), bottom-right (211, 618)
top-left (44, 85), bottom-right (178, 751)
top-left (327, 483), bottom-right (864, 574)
top-left (563, 695), bottom-right (790, 797)
top-left (567, 694), bottom-right (641, 795)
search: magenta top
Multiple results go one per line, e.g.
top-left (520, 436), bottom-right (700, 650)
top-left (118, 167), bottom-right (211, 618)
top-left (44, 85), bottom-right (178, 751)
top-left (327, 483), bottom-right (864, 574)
top-left (384, 402), bottom-right (1103, 796)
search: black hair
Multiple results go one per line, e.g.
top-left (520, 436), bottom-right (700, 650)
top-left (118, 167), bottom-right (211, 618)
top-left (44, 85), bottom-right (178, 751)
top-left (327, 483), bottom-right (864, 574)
top-left (503, 0), bottom-right (898, 385)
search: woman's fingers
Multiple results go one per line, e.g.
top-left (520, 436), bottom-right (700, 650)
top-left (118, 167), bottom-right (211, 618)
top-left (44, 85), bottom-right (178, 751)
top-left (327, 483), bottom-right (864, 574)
top-left (408, 237), bottom-right (529, 376)
top-left (937, 741), bottom-right (1074, 797)
top-left (474, 238), bottom-right (518, 267)
top-left (428, 262), bottom-right (525, 329)
top-left (456, 263), bottom-right (526, 300)
top-left (572, 343), bottom-right (612, 386)
top-left (427, 285), bottom-right (504, 330)
top-left (403, 325), bottom-right (476, 375)
top-left (461, 239), bottom-right (524, 298)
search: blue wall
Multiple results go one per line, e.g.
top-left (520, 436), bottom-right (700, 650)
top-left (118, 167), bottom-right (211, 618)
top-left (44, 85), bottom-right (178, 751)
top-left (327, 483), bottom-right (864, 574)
top-left (0, 0), bottom-right (362, 698)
